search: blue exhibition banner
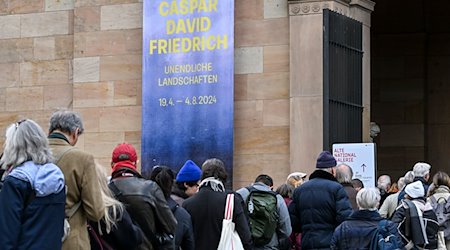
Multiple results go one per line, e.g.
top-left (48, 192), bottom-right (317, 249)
top-left (142, 0), bottom-right (234, 184)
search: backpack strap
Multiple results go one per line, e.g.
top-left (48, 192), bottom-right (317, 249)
top-left (66, 201), bottom-right (81, 218)
top-left (108, 180), bottom-right (122, 199)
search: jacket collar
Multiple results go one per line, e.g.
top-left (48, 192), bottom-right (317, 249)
top-left (309, 169), bottom-right (338, 182)
top-left (48, 132), bottom-right (71, 145)
top-left (349, 209), bottom-right (383, 221)
top-left (111, 166), bottom-right (142, 179)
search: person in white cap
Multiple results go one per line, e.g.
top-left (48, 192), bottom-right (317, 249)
top-left (391, 180), bottom-right (439, 249)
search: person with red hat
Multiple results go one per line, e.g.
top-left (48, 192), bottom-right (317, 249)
top-left (109, 142), bottom-right (177, 250)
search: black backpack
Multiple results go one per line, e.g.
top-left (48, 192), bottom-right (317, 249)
top-left (245, 186), bottom-right (279, 246)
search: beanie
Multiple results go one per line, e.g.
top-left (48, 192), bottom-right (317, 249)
top-left (176, 160), bottom-right (202, 182)
top-left (112, 143), bottom-right (137, 163)
top-left (316, 151), bottom-right (337, 169)
top-left (405, 180), bottom-right (424, 198)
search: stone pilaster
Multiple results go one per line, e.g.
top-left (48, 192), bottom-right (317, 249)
top-left (288, 0), bottom-right (374, 175)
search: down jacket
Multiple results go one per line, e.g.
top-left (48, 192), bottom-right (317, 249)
top-left (288, 169), bottom-right (352, 250)
top-left (330, 209), bottom-right (403, 249)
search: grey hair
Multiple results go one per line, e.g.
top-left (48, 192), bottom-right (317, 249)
top-left (397, 177), bottom-right (406, 191)
top-left (48, 110), bottom-right (84, 135)
top-left (335, 164), bottom-right (353, 184)
top-left (413, 162), bottom-right (431, 177)
top-left (356, 187), bottom-right (381, 210)
top-left (403, 171), bottom-right (415, 185)
top-left (377, 175), bottom-right (391, 191)
top-left (1, 119), bottom-right (53, 168)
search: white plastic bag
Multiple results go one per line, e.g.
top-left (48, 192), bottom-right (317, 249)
top-left (217, 194), bottom-right (245, 250)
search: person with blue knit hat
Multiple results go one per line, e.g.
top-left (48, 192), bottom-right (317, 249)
top-left (288, 151), bottom-right (352, 249)
top-left (171, 160), bottom-right (202, 205)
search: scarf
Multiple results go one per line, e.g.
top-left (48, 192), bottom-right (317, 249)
top-left (199, 177), bottom-right (225, 192)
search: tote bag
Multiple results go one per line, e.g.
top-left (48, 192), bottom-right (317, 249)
top-left (217, 194), bottom-right (245, 250)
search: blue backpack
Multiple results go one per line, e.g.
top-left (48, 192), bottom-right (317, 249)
top-left (370, 220), bottom-right (400, 250)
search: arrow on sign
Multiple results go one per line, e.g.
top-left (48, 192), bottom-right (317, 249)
top-left (361, 164), bottom-right (366, 172)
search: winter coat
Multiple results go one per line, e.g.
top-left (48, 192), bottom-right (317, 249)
top-left (89, 206), bottom-right (143, 250)
top-left (427, 185), bottom-right (450, 249)
top-left (391, 198), bottom-right (439, 249)
top-left (0, 161), bottom-right (66, 250)
top-left (414, 177), bottom-right (431, 195)
top-left (330, 209), bottom-right (403, 249)
top-left (171, 183), bottom-right (189, 206)
top-left (182, 185), bottom-right (253, 250)
top-left (379, 191), bottom-right (401, 219)
top-left (342, 183), bottom-right (358, 210)
top-left (110, 167), bottom-right (177, 250)
top-left (288, 169), bottom-right (352, 250)
top-left (49, 134), bottom-right (105, 250)
top-left (167, 197), bottom-right (195, 250)
top-left (237, 182), bottom-right (292, 250)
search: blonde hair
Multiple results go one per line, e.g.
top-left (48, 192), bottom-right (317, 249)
top-left (287, 172), bottom-right (307, 188)
top-left (94, 163), bottom-right (124, 234)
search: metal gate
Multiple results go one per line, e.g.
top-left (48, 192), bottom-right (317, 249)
top-left (323, 9), bottom-right (363, 151)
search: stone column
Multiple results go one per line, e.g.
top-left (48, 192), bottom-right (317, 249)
top-left (288, 0), bottom-right (375, 175)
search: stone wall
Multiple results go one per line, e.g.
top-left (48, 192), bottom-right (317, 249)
top-left (0, 0), bottom-right (291, 189)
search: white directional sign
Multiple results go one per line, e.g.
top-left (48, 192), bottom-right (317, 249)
top-left (332, 143), bottom-right (376, 188)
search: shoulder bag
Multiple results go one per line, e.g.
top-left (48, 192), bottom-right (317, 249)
top-left (217, 193), bottom-right (245, 250)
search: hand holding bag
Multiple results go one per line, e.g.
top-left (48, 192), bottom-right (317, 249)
top-left (217, 194), bottom-right (245, 250)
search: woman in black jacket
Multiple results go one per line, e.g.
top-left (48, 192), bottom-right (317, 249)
top-left (149, 165), bottom-right (195, 250)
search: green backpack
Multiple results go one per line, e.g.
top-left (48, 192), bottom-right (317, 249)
top-left (245, 186), bottom-right (279, 246)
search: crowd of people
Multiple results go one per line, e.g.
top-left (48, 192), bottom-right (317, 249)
top-left (0, 111), bottom-right (449, 250)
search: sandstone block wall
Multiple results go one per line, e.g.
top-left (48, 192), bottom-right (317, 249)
top-left (0, 0), bottom-right (291, 189)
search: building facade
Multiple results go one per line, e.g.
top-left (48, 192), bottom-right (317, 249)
top-left (12, 0), bottom-right (449, 188)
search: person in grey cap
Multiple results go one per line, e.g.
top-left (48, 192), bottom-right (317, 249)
top-left (288, 151), bottom-right (352, 249)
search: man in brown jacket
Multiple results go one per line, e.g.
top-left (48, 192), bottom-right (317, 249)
top-left (48, 110), bottom-right (105, 250)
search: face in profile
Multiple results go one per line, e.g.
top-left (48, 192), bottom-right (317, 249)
top-left (185, 182), bottom-right (200, 196)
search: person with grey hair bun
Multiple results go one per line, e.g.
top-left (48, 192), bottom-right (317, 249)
top-left (0, 119), bottom-right (66, 249)
top-left (331, 188), bottom-right (403, 249)
top-left (48, 110), bottom-right (105, 250)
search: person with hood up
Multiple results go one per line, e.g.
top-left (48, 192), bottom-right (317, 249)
top-left (0, 119), bottom-right (66, 249)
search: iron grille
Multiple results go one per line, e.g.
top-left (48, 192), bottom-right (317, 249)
top-left (323, 9), bottom-right (363, 151)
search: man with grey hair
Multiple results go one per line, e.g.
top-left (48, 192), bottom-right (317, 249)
top-left (48, 110), bottom-right (104, 250)
top-left (336, 164), bottom-right (358, 210)
top-left (413, 162), bottom-right (431, 193)
top-left (377, 174), bottom-right (392, 207)
top-left (289, 151), bottom-right (352, 249)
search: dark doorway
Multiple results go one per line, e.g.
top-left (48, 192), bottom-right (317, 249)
top-left (371, 0), bottom-right (450, 181)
